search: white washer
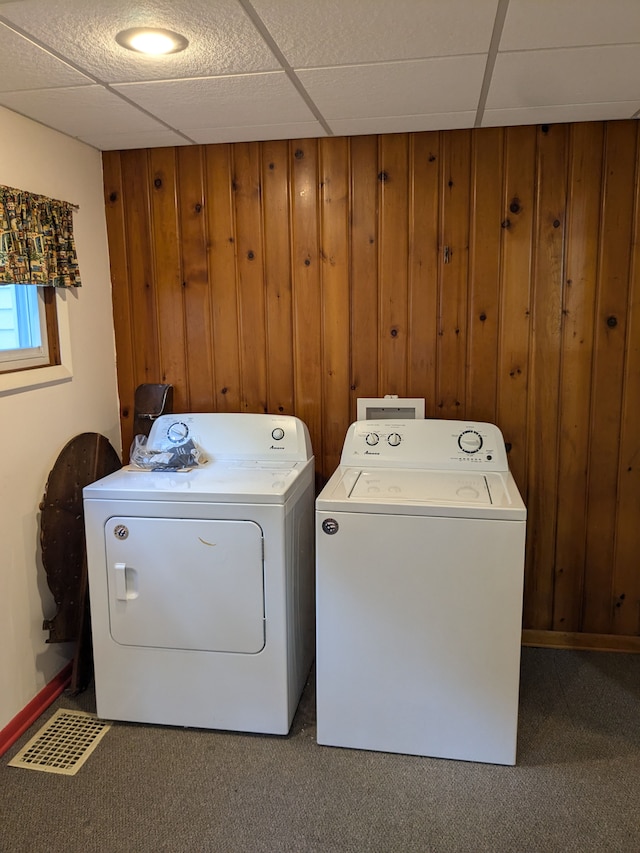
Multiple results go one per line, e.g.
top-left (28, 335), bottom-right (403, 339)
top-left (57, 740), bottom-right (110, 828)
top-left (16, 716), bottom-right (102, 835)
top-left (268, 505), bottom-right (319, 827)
top-left (83, 412), bottom-right (315, 735)
top-left (315, 419), bottom-right (526, 765)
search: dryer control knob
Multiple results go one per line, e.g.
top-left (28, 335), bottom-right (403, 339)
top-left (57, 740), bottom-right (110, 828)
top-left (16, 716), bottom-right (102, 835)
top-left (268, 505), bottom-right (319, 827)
top-left (365, 432), bottom-right (379, 446)
top-left (271, 427), bottom-right (285, 441)
top-left (387, 432), bottom-right (402, 447)
top-left (167, 421), bottom-right (189, 443)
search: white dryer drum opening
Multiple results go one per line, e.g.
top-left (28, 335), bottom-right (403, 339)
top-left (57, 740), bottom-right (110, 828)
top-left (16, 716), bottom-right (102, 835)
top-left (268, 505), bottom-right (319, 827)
top-left (105, 517), bottom-right (265, 654)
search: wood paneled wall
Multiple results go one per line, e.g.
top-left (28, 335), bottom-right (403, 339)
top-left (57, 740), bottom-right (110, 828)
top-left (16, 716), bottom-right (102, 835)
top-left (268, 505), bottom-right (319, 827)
top-left (102, 121), bottom-right (640, 648)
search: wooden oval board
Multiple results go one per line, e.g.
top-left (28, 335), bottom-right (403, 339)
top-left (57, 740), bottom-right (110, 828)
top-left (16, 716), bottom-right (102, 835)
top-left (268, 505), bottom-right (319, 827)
top-left (40, 433), bottom-right (121, 691)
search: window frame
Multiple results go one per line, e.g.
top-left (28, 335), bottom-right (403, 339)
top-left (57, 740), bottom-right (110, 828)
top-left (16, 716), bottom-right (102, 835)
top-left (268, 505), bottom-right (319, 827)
top-left (0, 287), bottom-right (72, 395)
top-left (0, 285), bottom-right (60, 373)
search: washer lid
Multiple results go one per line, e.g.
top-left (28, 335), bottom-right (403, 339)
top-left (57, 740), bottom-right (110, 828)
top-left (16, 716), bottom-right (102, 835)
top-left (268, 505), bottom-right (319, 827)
top-left (317, 467), bottom-right (526, 520)
top-left (350, 470), bottom-right (492, 505)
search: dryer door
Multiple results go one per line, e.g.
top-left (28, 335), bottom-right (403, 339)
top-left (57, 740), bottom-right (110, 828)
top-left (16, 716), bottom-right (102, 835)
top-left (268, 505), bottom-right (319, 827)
top-left (104, 517), bottom-right (265, 653)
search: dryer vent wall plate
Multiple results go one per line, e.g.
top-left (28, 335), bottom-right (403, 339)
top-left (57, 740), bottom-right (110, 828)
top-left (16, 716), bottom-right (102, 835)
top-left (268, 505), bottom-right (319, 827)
top-left (356, 396), bottom-right (425, 421)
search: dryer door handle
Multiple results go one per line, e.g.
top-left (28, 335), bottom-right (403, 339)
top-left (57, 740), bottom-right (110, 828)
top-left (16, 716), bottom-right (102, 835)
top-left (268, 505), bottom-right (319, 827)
top-left (114, 562), bottom-right (128, 601)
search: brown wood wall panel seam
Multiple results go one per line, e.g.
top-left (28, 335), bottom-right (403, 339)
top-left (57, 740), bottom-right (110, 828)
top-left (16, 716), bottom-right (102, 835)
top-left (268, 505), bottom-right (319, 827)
top-left (582, 121), bottom-right (637, 634)
top-left (289, 139), bottom-right (323, 472)
top-left (378, 134), bottom-right (410, 397)
top-left (103, 152), bottom-right (136, 454)
top-left (261, 140), bottom-right (295, 418)
top-left (205, 145), bottom-right (242, 414)
top-left (437, 130), bottom-right (472, 420)
top-left (177, 146), bottom-right (215, 412)
top-left (553, 122), bottom-right (604, 633)
top-left (349, 135), bottom-right (379, 421)
top-left (610, 120), bottom-right (640, 637)
top-left (466, 127), bottom-right (503, 426)
top-left (150, 147), bottom-right (188, 414)
top-left (407, 132), bottom-right (440, 417)
top-left (524, 124), bottom-right (569, 630)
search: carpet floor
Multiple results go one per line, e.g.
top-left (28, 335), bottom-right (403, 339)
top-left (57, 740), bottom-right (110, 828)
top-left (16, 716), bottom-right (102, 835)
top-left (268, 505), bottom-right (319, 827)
top-left (1, 647), bottom-right (639, 853)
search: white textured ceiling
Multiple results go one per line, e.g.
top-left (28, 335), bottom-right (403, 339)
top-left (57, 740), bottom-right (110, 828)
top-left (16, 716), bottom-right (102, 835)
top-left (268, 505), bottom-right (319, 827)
top-left (0, 0), bottom-right (638, 151)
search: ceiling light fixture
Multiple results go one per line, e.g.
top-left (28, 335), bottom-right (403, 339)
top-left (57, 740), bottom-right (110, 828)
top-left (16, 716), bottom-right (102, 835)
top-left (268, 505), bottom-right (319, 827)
top-left (115, 27), bottom-right (189, 55)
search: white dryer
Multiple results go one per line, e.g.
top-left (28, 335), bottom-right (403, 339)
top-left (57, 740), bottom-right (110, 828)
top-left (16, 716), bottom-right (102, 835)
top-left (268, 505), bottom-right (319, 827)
top-left (315, 419), bottom-right (526, 765)
top-left (83, 413), bottom-right (315, 735)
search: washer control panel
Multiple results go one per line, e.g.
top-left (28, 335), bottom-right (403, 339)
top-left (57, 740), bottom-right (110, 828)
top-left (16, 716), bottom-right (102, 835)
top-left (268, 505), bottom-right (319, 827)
top-left (341, 419), bottom-right (509, 471)
top-left (364, 431), bottom-right (403, 448)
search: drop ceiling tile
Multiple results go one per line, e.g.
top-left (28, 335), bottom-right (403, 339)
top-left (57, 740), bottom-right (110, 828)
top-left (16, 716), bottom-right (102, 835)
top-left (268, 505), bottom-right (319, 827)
top-left (298, 55), bottom-right (486, 120)
top-left (0, 0), bottom-right (279, 83)
top-left (487, 45), bottom-right (640, 109)
top-left (328, 112), bottom-right (477, 136)
top-left (186, 121), bottom-right (327, 145)
top-left (501, 0), bottom-right (640, 50)
top-left (79, 129), bottom-right (192, 151)
top-left (251, 0), bottom-right (499, 67)
top-left (0, 85), bottom-right (169, 137)
top-left (113, 72), bottom-right (317, 130)
top-left (482, 101), bottom-right (640, 127)
top-left (0, 24), bottom-right (93, 91)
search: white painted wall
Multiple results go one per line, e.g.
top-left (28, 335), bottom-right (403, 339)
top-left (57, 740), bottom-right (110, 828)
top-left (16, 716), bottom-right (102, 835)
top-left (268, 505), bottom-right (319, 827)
top-left (0, 106), bottom-right (120, 730)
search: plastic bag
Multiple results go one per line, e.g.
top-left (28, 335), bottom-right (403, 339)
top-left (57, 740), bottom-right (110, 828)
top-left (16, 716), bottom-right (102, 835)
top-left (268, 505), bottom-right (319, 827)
top-left (129, 434), bottom-right (208, 471)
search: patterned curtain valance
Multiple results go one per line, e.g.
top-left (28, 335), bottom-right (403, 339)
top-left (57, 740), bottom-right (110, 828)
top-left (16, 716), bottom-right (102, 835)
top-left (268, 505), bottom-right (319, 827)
top-left (0, 185), bottom-right (81, 287)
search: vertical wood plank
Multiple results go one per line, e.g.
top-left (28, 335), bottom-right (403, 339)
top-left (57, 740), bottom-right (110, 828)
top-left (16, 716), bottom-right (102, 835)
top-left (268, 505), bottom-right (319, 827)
top-left (121, 150), bottom-right (159, 393)
top-left (176, 146), bottom-right (214, 411)
top-left (148, 147), bottom-right (188, 412)
top-left (496, 125), bottom-right (536, 495)
top-left (583, 121), bottom-right (638, 633)
top-left (407, 132), bottom-right (440, 416)
top-left (553, 122), bottom-right (604, 631)
top-left (319, 137), bottom-right (351, 476)
top-left (262, 140), bottom-right (294, 416)
top-left (612, 124), bottom-right (640, 634)
top-left (437, 129), bottom-right (471, 418)
top-left (349, 135), bottom-right (379, 419)
top-left (467, 127), bottom-right (504, 424)
top-left (102, 152), bottom-right (135, 455)
top-left (524, 123), bottom-right (569, 630)
top-left (233, 142), bottom-right (268, 413)
top-left (290, 139), bottom-right (323, 474)
top-left (204, 144), bottom-right (241, 413)
top-left (378, 134), bottom-right (409, 395)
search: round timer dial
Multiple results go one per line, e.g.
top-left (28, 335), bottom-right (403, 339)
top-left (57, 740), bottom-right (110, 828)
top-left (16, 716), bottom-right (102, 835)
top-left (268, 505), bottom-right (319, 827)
top-left (458, 429), bottom-right (483, 454)
top-left (365, 433), bottom-right (379, 446)
top-left (166, 421), bottom-right (189, 443)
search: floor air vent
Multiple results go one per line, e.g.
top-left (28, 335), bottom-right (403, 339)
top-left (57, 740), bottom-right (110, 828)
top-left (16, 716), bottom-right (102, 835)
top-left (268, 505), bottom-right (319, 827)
top-left (8, 709), bottom-right (111, 776)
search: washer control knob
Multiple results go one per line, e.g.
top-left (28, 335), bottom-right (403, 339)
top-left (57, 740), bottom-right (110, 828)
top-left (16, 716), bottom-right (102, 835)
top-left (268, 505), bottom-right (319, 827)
top-left (458, 429), bottom-right (483, 454)
top-left (387, 432), bottom-right (401, 447)
top-left (365, 433), bottom-right (379, 446)
top-left (271, 427), bottom-right (285, 441)
top-left (167, 421), bottom-right (189, 443)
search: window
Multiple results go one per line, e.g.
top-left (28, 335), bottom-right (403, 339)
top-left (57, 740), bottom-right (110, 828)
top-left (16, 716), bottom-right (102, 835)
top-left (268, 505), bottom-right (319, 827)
top-left (0, 184), bottom-right (79, 389)
top-left (0, 284), bottom-right (60, 373)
